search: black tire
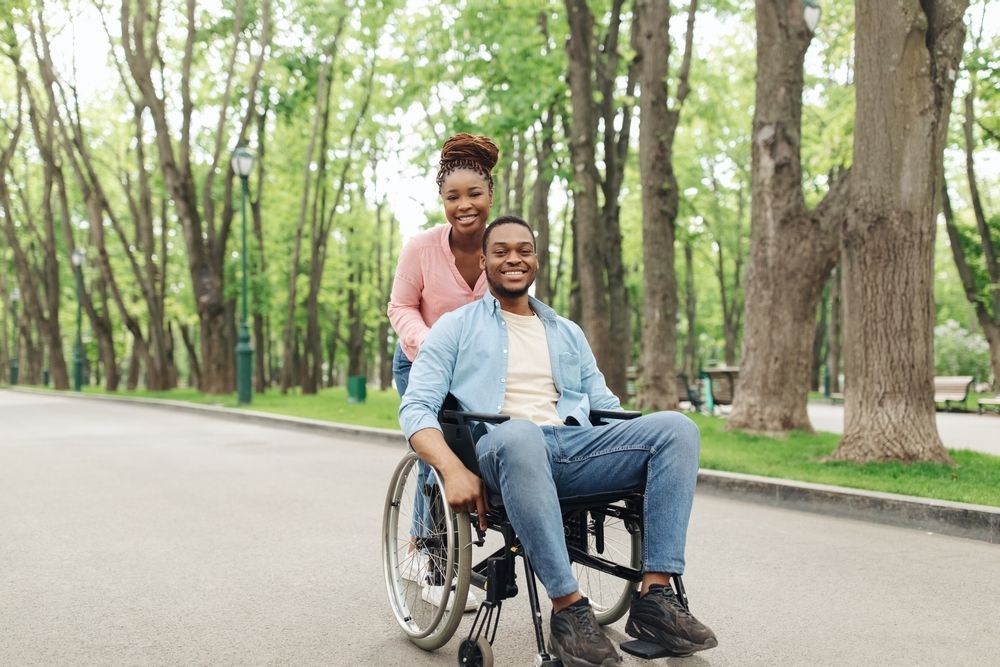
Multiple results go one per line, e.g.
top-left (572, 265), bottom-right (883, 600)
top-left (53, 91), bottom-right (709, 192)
top-left (383, 451), bottom-right (472, 650)
top-left (457, 637), bottom-right (494, 666)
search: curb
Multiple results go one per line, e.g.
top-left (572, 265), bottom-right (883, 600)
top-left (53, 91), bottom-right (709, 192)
top-left (696, 469), bottom-right (999, 544)
top-left (8, 387), bottom-right (999, 544)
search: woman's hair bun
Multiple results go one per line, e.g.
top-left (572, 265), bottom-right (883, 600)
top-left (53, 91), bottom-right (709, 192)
top-left (440, 133), bottom-right (499, 173)
top-left (436, 133), bottom-right (499, 192)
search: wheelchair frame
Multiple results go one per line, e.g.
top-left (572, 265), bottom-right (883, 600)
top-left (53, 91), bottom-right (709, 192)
top-left (383, 402), bottom-right (690, 665)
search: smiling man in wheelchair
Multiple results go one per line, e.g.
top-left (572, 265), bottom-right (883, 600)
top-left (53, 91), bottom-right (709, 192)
top-left (396, 215), bottom-right (717, 665)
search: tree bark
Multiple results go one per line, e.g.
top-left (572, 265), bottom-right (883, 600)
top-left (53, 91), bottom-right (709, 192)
top-left (119, 0), bottom-right (269, 394)
top-left (564, 0), bottom-right (614, 392)
top-left (633, 0), bottom-right (697, 410)
top-left (683, 239), bottom-right (698, 383)
top-left (530, 105), bottom-right (557, 304)
top-left (831, 0), bottom-right (968, 463)
top-left (728, 0), bottom-right (849, 434)
top-left (826, 267), bottom-right (842, 394)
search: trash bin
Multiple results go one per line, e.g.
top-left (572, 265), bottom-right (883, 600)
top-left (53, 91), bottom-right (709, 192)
top-left (347, 375), bottom-right (367, 404)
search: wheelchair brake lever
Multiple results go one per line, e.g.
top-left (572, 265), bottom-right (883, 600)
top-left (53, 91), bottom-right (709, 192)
top-left (472, 517), bottom-right (487, 546)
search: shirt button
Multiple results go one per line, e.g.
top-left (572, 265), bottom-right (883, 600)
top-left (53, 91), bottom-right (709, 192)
top-left (500, 378), bottom-right (506, 383)
top-left (503, 349), bottom-right (507, 353)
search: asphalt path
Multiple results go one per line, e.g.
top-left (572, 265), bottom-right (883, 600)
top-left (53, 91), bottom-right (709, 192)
top-left (2, 390), bottom-right (998, 666)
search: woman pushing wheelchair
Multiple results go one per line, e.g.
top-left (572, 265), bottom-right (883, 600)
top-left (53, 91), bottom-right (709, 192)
top-left (396, 215), bottom-right (718, 666)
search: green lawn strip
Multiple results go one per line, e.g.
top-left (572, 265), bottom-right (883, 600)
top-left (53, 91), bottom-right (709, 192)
top-left (689, 413), bottom-right (1000, 507)
top-left (26, 385), bottom-right (1000, 507)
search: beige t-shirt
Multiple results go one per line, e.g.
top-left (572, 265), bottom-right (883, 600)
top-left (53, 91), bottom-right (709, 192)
top-left (500, 310), bottom-right (562, 425)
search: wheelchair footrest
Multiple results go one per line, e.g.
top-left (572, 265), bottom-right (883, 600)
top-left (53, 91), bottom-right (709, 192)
top-left (620, 639), bottom-right (674, 660)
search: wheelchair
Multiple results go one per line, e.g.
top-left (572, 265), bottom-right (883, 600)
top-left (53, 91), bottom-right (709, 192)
top-left (382, 400), bottom-right (692, 665)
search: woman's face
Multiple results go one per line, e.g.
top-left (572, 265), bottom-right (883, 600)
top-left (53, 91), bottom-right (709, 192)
top-left (440, 169), bottom-right (492, 237)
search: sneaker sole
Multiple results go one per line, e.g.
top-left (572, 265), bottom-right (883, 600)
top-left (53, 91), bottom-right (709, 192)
top-left (546, 642), bottom-right (622, 667)
top-left (624, 617), bottom-right (718, 656)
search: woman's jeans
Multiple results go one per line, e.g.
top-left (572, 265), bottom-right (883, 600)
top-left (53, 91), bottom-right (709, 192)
top-left (394, 344), bottom-right (433, 539)
top-left (474, 412), bottom-right (701, 599)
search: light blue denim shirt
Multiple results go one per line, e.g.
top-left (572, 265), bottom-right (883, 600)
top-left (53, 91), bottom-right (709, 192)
top-left (398, 293), bottom-right (621, 441)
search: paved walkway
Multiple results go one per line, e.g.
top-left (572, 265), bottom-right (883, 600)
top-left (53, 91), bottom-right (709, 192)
top-left (806, 402), bottom-right (1000, 456)
top-left (2, 390), bottom-right (998, 666)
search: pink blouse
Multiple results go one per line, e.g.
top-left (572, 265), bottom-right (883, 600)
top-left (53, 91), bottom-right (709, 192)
top-left (388, 224), bottom-right (488, 361)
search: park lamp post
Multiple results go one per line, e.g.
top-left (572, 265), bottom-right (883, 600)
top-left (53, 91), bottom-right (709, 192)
top-left (71, 248), bottom-right (85, 392)
top-left (9, 287), bottom-right (20, 385)
top-left (803, 0), bottom-right (821, 32)
top-left (231, 146), bottom-right (255, 405)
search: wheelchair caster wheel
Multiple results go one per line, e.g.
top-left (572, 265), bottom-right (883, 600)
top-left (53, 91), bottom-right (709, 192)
top-left (457, 637), bottom-right (493, 666)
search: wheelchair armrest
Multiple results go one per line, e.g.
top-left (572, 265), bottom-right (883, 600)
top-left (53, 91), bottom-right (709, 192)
top-left (441, 410), bottom-right (511, 426)
top-left (589, 409), bottom-right (642, 423)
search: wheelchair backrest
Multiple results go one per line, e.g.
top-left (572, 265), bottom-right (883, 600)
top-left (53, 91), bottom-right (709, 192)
top-left (438, 394), bottom-right (484, 478)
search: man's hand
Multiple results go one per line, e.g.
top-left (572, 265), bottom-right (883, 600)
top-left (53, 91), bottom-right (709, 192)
top-left (410, 427), bottom-right (489, 531)
top-left (439, 463), bottom-right (489, 531)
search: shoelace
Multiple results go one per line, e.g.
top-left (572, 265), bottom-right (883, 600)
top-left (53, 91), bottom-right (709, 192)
top-left (651, 588), bottom-right (693, 618)
top-left (567, 604), bottom-right (603, 641)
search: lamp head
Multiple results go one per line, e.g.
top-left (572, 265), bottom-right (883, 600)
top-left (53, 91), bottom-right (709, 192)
top-left (10, 287), bottom-right (19, 302)
top-left (803, 0), bottom-right (821, 32)
top-left (230, 146), bottom-right (255, 178)
top-left (71, 248), bottom-right (86, 268)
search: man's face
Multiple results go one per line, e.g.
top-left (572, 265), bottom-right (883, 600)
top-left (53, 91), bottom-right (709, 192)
top-left (481, 223), bottom-right (538, 300)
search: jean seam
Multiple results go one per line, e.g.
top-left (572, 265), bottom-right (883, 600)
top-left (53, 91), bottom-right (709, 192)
top-left (557, 443), bottom-right (650, 464)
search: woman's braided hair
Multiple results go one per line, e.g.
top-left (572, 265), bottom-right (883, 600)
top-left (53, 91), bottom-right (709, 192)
top-left (435, 133), bottom-right (500, 194)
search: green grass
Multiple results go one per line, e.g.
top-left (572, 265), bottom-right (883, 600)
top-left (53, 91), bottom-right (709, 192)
top-left (76, 385), bottom-right (403, 430)
top-left (17, 384), bottom-right (1000, 507)
top-left (688, 413), bottom-right (1000, 507)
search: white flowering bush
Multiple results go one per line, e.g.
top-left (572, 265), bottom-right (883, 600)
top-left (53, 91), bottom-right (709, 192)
top-left (934, 320), bottom-right (992, 382)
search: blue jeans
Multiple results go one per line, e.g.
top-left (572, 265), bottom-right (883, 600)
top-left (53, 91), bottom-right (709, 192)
top-left (394, 344), bottom-right (433, 538)
top-left (474, 412), bottom-right (700, 599)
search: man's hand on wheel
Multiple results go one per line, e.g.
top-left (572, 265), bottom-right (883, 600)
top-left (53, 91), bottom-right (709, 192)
top-left (440, 463), bottom-right (489, 531)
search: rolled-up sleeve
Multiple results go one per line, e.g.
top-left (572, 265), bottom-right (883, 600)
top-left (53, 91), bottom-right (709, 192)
top-left (387, 240), bottom-right (429, 361)
top-left (399, 313), bottom-right (460, 441)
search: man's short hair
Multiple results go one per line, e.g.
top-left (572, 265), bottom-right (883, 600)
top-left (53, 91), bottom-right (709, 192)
top-left (482, 215), bottom-right (535, 253)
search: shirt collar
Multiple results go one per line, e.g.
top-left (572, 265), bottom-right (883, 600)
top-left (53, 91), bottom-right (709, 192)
top-left (483, 292), bottom-right (557, 322)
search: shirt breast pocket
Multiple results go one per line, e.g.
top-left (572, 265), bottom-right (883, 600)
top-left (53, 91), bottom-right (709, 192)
top-left (559, 352), bottom-right (581, 388)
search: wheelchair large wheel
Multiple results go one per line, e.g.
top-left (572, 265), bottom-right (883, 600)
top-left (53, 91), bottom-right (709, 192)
top-left (383, 451), bottom-right (472, 650)
top-left (568, 503), bottom-right (641, 625)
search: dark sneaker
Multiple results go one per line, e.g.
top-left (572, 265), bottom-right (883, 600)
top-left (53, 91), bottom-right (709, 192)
top-left (625, 584), bottom-right (718, 656)
top-left (548, 598), bottom-right (623, 667)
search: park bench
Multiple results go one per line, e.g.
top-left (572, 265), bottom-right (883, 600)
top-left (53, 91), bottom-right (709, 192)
top-left (933, 376), bottom-right (974, 412)
top-left (703, 366), bottom-right (738, 414)
top-left (978, 394), bottom-right (1000, 415)
top-left (676, 373), bottom-right (703, 412)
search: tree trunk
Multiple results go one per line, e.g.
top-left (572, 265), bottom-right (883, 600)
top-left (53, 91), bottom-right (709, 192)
top-left (811, 290), bottom-right (827, 392)
top-left (119, 0), bottom-right (270, 394)
top-left (728, 0), bottom-right (848, 435)
top-left (826, 267), bottom-right (842, 394)
top-left (683, 239), bottom-right (697, 383)
top-left (512, 134), bottom-right (526, 219)
top-left (530, 106), bottom-right (556, 304)
top-left (633, 0), bottom-right (697, 410)
top-left (253, 99), bottom-right (269, 394)
top-left (178, 323), bottom-right (202, 389)
top-left (831, 0), bottom-right (968, 464)
top-left (564, 0), bottom-right (614, 392)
